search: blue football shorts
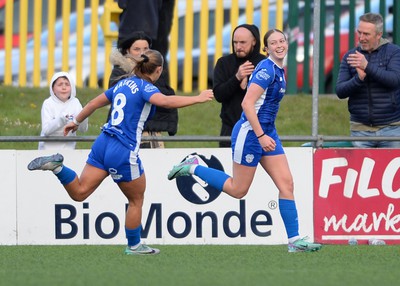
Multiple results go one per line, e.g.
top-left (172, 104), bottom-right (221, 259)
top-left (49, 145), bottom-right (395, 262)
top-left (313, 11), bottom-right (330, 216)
top-left (87, 132), bottom-right (144, 182)
top-left (231, 120), bottom-right (284, 167)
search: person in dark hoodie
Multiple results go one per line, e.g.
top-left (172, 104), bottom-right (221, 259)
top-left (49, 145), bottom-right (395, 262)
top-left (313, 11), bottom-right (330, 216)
top-left (213, 24), bottom-right (265, 147)
top-left (108, 31), bottom-right (178, 148)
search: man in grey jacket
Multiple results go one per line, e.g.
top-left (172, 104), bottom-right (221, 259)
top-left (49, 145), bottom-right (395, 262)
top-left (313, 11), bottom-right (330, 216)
top-left (336, 12), bottom-right (400, 148)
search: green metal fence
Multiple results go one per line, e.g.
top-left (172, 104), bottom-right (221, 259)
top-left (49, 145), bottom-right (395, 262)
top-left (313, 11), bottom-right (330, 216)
top-left (291, 0), bottom-right (398, 94)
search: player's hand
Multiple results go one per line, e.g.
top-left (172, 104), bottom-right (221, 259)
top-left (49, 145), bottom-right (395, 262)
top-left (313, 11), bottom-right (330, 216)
top-left (236, 61), bottom-right (255, 81)
top-left (259, 134), bottom-right (276, 152)
top-left (198, 89), bottom-right (214, 102)
top-left (63, 121), bottom-right (78, 136)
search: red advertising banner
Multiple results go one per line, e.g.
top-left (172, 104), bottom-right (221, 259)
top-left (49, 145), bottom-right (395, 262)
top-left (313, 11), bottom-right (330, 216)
top-left (313, 149), bottom-right (400, 245)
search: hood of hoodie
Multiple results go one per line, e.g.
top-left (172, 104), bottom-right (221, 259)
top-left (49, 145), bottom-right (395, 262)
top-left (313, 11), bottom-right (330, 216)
top-left (376, 37), bottom-right (390, 49)
top-left (231, 24), bottom-right (262, 64)
top-left (49, 71), bottom-right (76, 103)
top-left (357, 37), bottom-right (390, 53)
top-left (109, 48), bottom-right (136, 73)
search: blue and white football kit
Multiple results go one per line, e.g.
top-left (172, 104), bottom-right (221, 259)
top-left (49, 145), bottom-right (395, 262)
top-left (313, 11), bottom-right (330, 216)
top-left (231, 57), bottom-right (286, 167)
top-left (87, 76), bottom-right (160, 182)
top-left (28, 74), bottom-right (164, 254)
top-left (168, 54), bottom-right (321, 251)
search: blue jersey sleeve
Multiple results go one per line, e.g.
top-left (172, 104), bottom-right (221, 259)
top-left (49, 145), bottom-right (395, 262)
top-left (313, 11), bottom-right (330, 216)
top-left (142, 82), bottom-right (161, 101)
top-left (249, 67), bottom-right (274, 90)
top-left (104, 86), bottom-right (114, 102)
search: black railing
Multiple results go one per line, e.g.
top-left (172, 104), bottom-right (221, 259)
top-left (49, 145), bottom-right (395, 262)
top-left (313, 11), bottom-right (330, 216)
top-left (1, 135), bottom-right (399, 148)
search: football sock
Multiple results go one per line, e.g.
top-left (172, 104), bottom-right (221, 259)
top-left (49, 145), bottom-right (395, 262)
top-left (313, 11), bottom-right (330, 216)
top-left (193, 165), bottom-right (230, 192)
top-left (53, 166), bottom-right (62, 174)
top-left (54, 166), bottom-right (76, 185)
top-left (126, 225), bottom-right (141, 247)
top-left (279, 199), bottom-right (299, 240)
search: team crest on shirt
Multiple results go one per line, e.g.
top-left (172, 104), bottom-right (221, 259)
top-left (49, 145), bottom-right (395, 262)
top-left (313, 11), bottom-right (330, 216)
top-left (245, 154), bottom-right (255, 164)
top-left (255, 69), bottom-right (270, 81)
top-left (144, 84), bottom-right (158, 93)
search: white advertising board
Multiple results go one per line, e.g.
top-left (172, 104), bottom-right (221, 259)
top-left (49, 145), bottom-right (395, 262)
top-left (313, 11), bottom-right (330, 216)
top-left (0, 150), bottom-right (17, 245)
top-left (1, 148), bottom-right (314, 245)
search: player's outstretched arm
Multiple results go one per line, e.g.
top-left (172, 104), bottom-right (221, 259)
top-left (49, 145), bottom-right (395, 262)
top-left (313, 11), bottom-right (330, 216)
top-left (64, 93), bottom-right (110, 136)
top-left (149, 89), bottom-right (214, 109)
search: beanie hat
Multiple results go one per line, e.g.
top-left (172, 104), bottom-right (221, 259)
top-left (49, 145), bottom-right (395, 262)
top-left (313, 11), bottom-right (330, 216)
top-left (117, 31), bottom-right (152, 55)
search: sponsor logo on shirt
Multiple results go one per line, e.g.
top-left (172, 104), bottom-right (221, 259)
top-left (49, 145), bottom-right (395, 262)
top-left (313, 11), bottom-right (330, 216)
top-left (109, 168), bottom-right (123, 180)
top-left (255, 69), bottom-right (270, 81)
top-left (144, 84), bottom-right (158, 93)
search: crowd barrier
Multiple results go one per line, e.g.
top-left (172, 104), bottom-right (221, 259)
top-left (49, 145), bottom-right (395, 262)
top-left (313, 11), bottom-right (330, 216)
top-left (1, 147), bottom-right (399, 245)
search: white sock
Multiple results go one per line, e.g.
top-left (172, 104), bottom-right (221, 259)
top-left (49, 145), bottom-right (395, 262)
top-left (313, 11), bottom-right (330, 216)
top-left (189, 165), bottom-right (197, 174)
top-left (53, 166), bottom-right (63, 174)
top-left (288, 236), bottom-right (300, 244)
top-left (130, 242), bottom-right (141, 249)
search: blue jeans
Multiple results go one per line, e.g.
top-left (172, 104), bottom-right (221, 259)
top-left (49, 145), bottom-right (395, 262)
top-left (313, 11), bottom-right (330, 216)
top-left (351, 125), bottom-right (400, 148)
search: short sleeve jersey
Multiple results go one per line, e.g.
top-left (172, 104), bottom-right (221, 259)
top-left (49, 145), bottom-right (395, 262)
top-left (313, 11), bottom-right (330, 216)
top-left (243, 57), bottom-right (286, 124)
top-left (103, 76), bottom-right (160, 150)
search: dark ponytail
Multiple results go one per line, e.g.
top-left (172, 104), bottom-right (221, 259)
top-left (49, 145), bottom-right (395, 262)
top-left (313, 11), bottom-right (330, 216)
top-left (133, 50), bottom-right (163, 83)
top-left (141, 54), bottom-right (149, 63)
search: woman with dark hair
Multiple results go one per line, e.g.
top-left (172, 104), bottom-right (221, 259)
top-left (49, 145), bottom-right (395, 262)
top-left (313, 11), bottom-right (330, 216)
top-left (108, 31), bottom-right (178, 147)
top-left (108, 31), bottom-right (178, 148)
top-left (168, 29), bottom-right (322, 253)
top-left (27, 49), bottom-right (214, 255)
top-left (108, 31), bottom-right (152, 87)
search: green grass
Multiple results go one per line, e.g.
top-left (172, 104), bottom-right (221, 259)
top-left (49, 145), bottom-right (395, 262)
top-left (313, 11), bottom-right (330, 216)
top-left (0, 87), bottom-right (391, 286)
top-left (0, 244), bottom-right (398, 286)
top-left (0, 85), bottom-right (349, 149)
top-left (0, 86), bottom-right (109, 149)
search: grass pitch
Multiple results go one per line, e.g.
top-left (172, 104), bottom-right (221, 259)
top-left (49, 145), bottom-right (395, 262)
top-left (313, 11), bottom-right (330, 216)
top-left (0, 244), bottom-right (398, 286)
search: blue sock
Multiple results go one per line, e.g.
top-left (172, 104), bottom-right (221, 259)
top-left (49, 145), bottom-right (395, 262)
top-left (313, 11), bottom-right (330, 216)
top-left (54, 166), bottom-right (76, 185)
top-left (125, 225), bottom-right (141, 247)
top-left (279, 199), bottom-right (299, 239)
top-left (194, 165), bottom-right (230, 192)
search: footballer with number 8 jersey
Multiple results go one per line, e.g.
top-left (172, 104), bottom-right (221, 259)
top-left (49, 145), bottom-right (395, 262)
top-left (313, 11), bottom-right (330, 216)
top-left (27, 49), bottom-right (214, 255)
top-left (169, 29), bottom-right (322, 253)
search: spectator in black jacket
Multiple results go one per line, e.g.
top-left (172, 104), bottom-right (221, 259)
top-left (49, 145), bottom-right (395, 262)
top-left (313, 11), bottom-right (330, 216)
top-left (336, 13), bottom-right (400, 148)
top-left (117, 0), bottom-right (175, 87)
top-left (112, 0), bottom-right (177, 148)
top-left (213, 24), bottom-right (265, 147)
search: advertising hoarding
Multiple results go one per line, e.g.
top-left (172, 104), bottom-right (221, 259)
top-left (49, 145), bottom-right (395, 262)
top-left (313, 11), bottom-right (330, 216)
top-left (314, 149), bottom-right (400, 245)
top-left (0, 148), bottom-right (314, 245)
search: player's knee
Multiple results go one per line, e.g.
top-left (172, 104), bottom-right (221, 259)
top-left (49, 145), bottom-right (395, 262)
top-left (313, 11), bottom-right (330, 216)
top-left (70, 193), bottom-right (89, 202)
top-left (231, 189), bottom-right (249, 199)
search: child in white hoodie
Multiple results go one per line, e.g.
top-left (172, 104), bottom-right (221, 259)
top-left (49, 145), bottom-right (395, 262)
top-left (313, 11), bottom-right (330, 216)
top-left (39, 72), bottom-right (88, 150)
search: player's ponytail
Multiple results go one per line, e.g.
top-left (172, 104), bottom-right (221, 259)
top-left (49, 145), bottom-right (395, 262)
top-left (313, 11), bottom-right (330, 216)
top-left (132, 50), bottom-right (164, 83)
